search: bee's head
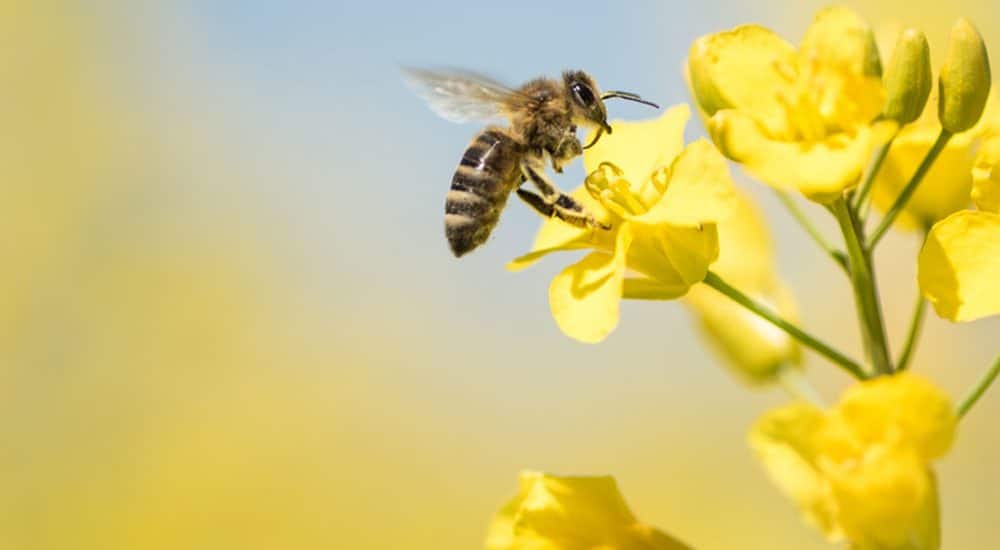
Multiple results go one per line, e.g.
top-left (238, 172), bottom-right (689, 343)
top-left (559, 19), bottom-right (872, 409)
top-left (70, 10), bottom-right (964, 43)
top-left (563, 70), bottom-right (611, 135)
top-left (563, 70), bottom-right (660, 149)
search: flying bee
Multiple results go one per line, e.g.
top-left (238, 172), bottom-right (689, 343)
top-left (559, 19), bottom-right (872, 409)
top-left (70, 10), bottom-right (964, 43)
top-left (404, 68), bottom-right (658, 257)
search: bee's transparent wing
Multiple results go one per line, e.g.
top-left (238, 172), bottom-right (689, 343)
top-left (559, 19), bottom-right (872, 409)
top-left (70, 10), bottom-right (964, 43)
top-left (403, 68), bottom-right (525, 124)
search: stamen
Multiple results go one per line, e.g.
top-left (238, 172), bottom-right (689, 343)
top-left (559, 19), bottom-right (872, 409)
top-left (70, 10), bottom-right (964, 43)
top-left (610, 179), bottom-right (646, 215)
top-left (597, 190), bottom-right (630, 219)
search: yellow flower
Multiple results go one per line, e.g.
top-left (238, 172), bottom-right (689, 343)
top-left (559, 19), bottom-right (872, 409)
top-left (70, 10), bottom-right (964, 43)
top-left (750, 373), bottom-right (956, 549)
top-left (916, 135), bottom-right (1000, 322)
top-left (683, 189), bottom-right (801, 383)
top-left (508, 104), bottom-right (736, 343)
top-left (485, 471), bottom-right (691, 550)
top-left (688, 6), bottom-right (895, 203)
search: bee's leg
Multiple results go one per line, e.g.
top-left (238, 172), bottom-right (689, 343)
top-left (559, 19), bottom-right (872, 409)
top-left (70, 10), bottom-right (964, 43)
top-left (519, 164), bottom-right (609, 229)
top-left (548, 126), bottom-right (582, 174)
top-left (516, 188), bottom-right (591, 228)
top-left (515, 188), bottom-right (556, 218)
top-left (549, 134), bottom-right (583, 174)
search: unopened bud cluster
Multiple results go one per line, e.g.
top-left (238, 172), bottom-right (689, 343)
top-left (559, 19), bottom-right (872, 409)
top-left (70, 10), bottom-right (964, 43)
top-left (882, 18), bottom-right (991, 133)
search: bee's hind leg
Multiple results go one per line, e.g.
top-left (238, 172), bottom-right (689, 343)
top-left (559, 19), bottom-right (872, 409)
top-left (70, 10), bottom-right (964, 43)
top-left (518, 164), bottom-right (609, 229)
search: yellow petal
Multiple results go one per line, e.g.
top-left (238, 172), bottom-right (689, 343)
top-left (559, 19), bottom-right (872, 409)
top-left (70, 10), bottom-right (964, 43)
top-left (872, 127), bottom-right (975, 229)
top-left (627, 223), bottom-right (719, 288)
top-left (709, 110), bottom-right (893, 202)
top-left (637, 139), bottom-right (736, 227)
top-left (749, 403), bottom-right (842, 540)
top-left (709, 188), bottom-right (778, 290)
top-left (485, 471), bottom-right (692, 550)
top-left (972, 136), bottom-right (1000, 213)
top-left (799, 5), bottom-right (881, 77)
top-left (583, 104), bottom-right (691, 185)
top-left (918, 210), bottom-right (1000, 322)
top-left (797, 6), bottom-right (885, 128)
top-left (548, 225), bottom-right (632, 343)
top-left (507, 240), bottom-right (592, 273)
top-left (823, 443), bottom-right (938, 549)
top-left (622, 278), bottom-right (688, 300)
top-left (688, 24), bottom-right (796, 137)
top-left (508, 187), bottom-right (612, 272)
top-left (835, 373), bottom-right (957, 461)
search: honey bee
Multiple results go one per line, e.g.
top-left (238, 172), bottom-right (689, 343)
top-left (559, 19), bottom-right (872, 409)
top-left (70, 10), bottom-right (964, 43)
top-left (404, 68), bottom-right (658, 257)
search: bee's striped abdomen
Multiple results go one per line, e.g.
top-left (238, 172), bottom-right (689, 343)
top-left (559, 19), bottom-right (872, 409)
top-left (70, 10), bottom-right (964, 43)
top-left (445, 128), bottom-right (522, 257)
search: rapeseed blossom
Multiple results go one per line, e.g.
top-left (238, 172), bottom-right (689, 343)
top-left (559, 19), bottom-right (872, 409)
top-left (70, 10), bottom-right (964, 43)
top-left (683, 190), bottom-right (801, 383)
top-left (485, 471), bottom-right (690, 550)
top-left (918, 135), bottom-right (1000, 321)
top-left (509, 104), bottom-right (736, 342)
top-left (750, 374), bottom-right (956, 549)
top-left (689, 6), bottom-right (894, 202)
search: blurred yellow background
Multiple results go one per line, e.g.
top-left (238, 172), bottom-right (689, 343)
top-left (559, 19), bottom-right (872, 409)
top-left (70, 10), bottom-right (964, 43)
top-left (2, 1), bottom-right (997, 549)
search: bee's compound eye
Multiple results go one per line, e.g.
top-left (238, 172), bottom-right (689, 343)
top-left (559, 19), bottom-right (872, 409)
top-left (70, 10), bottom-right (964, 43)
top-left (571, 83), bottom-right (596, 106)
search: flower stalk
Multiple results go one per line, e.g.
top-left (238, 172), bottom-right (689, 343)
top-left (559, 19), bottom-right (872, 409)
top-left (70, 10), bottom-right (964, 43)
top-left (703, 270), bottom-right (867, 380)
top-left (896, 292), bottom-right (927, 372)
top-left (867, 130), bottom-right (952, 248)
top-left (831, 199), bottom-right (893, 375)
top-left (957, 355), bottom-right (1000, 418)
top-left (854, 135), bottom-right (895, 220)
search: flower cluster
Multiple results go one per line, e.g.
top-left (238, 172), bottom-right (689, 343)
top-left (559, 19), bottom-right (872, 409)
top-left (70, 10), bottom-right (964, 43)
top-left (479, 5), bottom-right (998, 549)
top-left (750, 373), bottom-right (956, 549)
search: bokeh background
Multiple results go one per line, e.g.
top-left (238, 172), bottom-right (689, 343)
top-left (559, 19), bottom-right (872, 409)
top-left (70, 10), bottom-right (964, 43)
top-left (4, 1), bottom-right (998, 549)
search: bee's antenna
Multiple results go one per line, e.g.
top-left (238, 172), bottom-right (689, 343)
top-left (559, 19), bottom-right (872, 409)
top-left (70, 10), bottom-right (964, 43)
top-left (601, 91), bottom-right (660, 109)
top-left (583, 127), bottom-right (605, 149)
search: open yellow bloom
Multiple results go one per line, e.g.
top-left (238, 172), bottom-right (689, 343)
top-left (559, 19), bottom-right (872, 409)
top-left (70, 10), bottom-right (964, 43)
top-left (917, 135), bottom-right (1000, 322)
top-left (509, 104), bottom-right (736, 343)
top-left (683, 190), bottom-right (801, 383)
top-left (485, 471), bottom-right (691, 550)
top-left (750, 373), bottom-right (956, 549)
top-left (689, 6), bottom-right (894, 203)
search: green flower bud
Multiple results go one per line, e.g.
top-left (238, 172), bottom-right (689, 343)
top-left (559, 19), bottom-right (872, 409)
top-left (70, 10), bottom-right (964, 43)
top-left (883, 29), bottom-right (932, 124)
top-left (862, 27), bottom-right (883, 78)
top-left (938, 18), bottom-right (992, 133)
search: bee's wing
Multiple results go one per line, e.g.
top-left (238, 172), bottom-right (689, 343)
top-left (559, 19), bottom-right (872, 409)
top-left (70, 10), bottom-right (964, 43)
top-left (403, 68), bottom-right (527, 124)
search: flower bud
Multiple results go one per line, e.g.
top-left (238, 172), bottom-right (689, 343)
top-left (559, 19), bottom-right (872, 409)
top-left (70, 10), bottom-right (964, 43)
top-left (862, 26), bottom-right (883, 78)
top-left (938, 18), bottom-right (992, 133)
top-left (883, 29), bottom-right (932, 124)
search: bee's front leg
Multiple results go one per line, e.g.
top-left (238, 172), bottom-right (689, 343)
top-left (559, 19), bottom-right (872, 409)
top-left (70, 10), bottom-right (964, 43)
top-left (549, 127), bottom-right (583, 174)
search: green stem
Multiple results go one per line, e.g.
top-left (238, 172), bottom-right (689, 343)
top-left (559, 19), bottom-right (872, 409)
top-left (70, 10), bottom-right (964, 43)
top-left (867, 130), bottom-right (951, 248)
top-left (702, 270), bottom-right (867, 380)
top-left (774, 190), bottom-right (848, 272)
top-left (896, 228), bottom-right (931, 372)
top-left (895, 292), bottom-right (927, 372)
top-left (831, 199), bottom-right (892, 375)
top-left (957, 355), bottom-right (1000, 419)
top-left (854, 135), bottom-right (896, 220)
